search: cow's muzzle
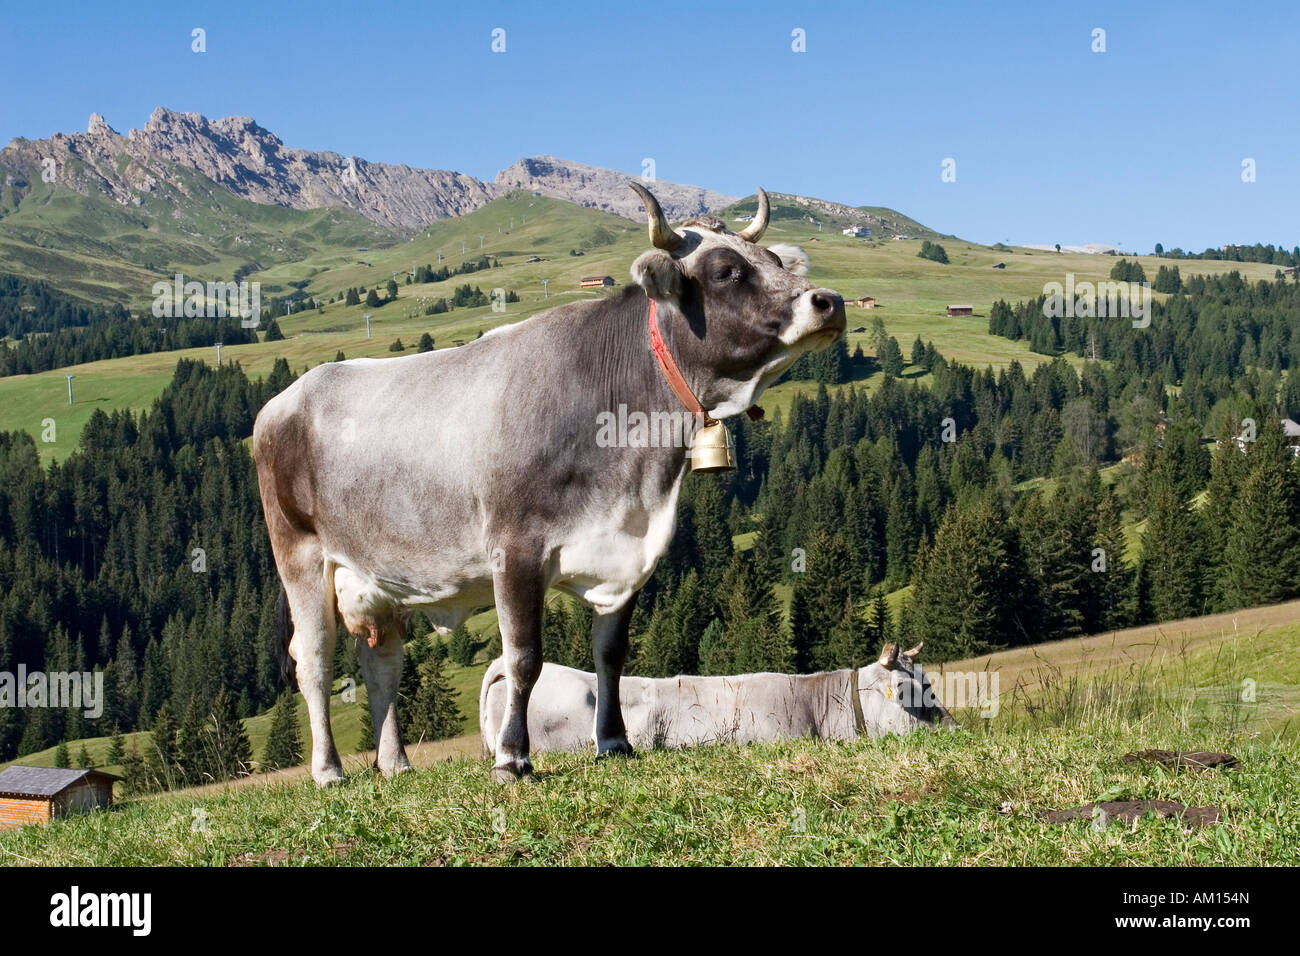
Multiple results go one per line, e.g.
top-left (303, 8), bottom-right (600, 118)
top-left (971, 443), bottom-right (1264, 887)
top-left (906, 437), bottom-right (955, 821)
top-left (803, 288), bottom-right (847, 343)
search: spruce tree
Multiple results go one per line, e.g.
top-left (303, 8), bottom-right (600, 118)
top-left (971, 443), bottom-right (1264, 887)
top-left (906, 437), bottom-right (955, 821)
top-left (788, 529), bottom-right (855, 671)
top-left (204, 689), bottom-right (252, 781)
top-left (819, 597), bottom-right (870, 669)
top-left (262, 691), bottom-right (303, 772)
top-left (1093, 489), bottom-right (1131, 630)
top-left (75, 744), bottom-right (92, 769)
top-left (358, 688), bottom-right (376, 751)
top-left (176, 696), bottom-right (209, 786)
top-left (908, 496), bottom-right (1029, 658)
top-left (697, 619), bottom-right (731, 676)
top-left (447, 626), bottom-right (476, 666)
top-left (1141, 462), bottom-right (1206, 622)
top-left (1220, 419), bottom-right (1300, 607)
top-left (146, 702), bottom-right (180, 791)
top-left (54, 739), bottom-right (70, 768)
top-left (404, 652), bottom-right (463, 743)
top-left (106, 725), bottom-right (125, 766)
top-left (119, 739), bottom-right (146, 797)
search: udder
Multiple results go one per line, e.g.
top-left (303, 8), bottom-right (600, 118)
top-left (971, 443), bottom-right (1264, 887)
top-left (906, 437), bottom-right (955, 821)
top-left (333, 565), bottom-right (406, 647)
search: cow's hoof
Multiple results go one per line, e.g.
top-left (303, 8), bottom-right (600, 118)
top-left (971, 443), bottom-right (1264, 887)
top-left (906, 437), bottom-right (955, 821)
top-left (490, 759), bottom-right (534, 784)
top-left (312, 765), bottom-right (346, 787)
top-left (377, 750), bottom-right (412, 778)
top-left (596, 739), bottom-right (637, 760)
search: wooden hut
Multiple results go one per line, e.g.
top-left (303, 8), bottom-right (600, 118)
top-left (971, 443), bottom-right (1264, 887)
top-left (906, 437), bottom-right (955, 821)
top-left (0, 766), bottom-right (118, 829)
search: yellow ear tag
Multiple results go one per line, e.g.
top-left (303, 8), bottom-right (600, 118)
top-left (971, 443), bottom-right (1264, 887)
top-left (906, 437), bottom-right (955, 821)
top-left (884, 684), bottom-right (894, 700)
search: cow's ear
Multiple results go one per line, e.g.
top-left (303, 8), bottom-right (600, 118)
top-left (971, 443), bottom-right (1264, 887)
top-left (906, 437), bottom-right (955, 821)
top-left (768, 243), bottom-right (810, 277)
top-left (631, 250), bottom-right (683, 302)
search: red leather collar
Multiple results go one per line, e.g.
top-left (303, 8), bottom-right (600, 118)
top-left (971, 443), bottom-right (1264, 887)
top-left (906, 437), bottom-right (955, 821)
top-left (646, 297), bottom-right (764, 424)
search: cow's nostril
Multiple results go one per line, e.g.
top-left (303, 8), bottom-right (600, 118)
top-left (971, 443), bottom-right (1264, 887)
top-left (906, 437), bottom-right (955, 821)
top-left (810, 291), bottom-right (845, 318)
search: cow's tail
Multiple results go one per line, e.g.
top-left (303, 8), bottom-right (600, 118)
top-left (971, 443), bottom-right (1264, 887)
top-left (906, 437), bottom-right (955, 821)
top-left (274, 582), bottom-right (296, 688)
top-left (479, 655), bottom-right (508, 758)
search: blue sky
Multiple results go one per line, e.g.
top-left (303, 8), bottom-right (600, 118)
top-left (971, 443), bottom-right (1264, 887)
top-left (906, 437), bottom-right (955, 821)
top-left (2, 0), bottom-right (1295, 251)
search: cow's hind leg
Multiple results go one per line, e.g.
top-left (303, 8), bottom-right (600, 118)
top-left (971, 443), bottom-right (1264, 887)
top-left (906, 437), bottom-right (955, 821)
top-left (357, 617), bottom-right (411, 777)
top-left (592, 595), bottom-right (637, 760)
top-left (282, 548), bottom-right (345, 786)
top-left (490, 557), bottom-right (545, 783)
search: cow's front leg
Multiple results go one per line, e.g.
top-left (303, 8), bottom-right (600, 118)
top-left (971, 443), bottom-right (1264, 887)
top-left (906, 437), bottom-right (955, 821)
top-left (592, 595), bottom-right (637, 759)
top-left (490, 556), bottom-right (545, 783)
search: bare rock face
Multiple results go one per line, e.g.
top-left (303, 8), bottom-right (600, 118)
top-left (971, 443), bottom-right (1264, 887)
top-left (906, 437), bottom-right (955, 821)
top-left (494, 155), bottom-right (737, 222)
top-left (0, 108), bottom-right (738, 231)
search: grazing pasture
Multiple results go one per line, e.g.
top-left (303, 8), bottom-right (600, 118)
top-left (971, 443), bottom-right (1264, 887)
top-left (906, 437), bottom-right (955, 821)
top-left (0, 192), bottom-right (1281, 461)
top-left (2, 601), bottom-right (1295, 865)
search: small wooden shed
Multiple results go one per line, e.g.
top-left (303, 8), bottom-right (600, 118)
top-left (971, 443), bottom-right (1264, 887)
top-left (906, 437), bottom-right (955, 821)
top-left (580, 275), bottom-right (614, 288)
top-left (0, 766), bottom-right (118, 829)
top-left (946, 304), bottom-right (974, 317)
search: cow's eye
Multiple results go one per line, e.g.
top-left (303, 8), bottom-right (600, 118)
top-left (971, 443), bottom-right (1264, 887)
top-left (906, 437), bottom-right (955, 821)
top-left (713, 264), bottom-right (743, 283)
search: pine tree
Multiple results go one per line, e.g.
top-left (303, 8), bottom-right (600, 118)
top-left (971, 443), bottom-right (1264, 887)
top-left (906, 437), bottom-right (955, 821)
top-left (1141, 462), bottom-right (1206, 622)
top-left (788, 528), bottom-right (855, 671)
top-left (358, 688), bottom-right (376, 751)
top-left (908, 496), bottom-right (1029, 658)
top-left (1093, 489), bottom-right (1131, 630)
top-left (203, 689), bottom-right (252, 781)
top-left (119, 739), bottom-right (146, 797)
top-left (418, 332), bottom-right (435, 353)
top-left (819, 597), bottom-right (870, 669)
top-left (865, 592), bottom-right (893, 652)
top-left (113, 626), bottom-right (139, 730)
top-left (447, 626), bottom-right (476, 666)
top-left (1220, 419), bottom-right (1300, 607)
top-left (54, 739), bottom-right (70, 768)
top-left (75, 744), bottom-right (92, 769)
top-left (404, 653), bottom-right (463, 743)
top-left (107, 725), bottom-right (125, 766)
top-left (697, 619), bottom-right (731, 676)
top-left (145, 702), bottom-right (180, 791)
top-left (176, 696), bottom-right (208, 786)
top-left (636, 569), bottom-right (712, 677)
top-left (261, 691), bottom-right (303, 772)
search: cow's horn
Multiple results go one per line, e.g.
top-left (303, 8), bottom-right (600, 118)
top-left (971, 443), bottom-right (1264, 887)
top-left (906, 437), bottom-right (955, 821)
top-left (628, 182), bottom-right (685, 253)
top-left (736, 187), bottom-right (770, 242)
top-left (902, 642), bottom-right (923, 660)
top-left (878, 643), bottom-right (899, 669)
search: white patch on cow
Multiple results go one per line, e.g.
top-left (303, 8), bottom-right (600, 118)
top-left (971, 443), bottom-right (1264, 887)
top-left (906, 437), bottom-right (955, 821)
top-left (778, 289), bottom-right (841, 348)
top-left (552, 471), bottom-right (684, 612)
top-left (707, 349), bottom-right (802, 419)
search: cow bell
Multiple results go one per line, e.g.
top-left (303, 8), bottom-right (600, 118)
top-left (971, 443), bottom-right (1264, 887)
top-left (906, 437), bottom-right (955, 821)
top-left (689, 419), bottom-right (736, 472)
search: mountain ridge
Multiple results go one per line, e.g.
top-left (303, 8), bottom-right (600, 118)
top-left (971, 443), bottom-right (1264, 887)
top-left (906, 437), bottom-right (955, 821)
top-left (1, 108), bottom-right (742, 231)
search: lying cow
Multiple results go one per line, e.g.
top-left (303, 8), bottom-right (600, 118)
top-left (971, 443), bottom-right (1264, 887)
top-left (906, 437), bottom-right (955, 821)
top-left (255, 183), bottom-right (846, 784)
top-left (480, 642), bottom-right (956, 756)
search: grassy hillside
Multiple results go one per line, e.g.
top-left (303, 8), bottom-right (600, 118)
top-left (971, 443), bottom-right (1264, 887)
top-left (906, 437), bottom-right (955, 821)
top-left (0, 601), bottom-right (1295, 865)
top-left (0, 190), bottom-right (1281, 461)
top-left (0, 659), bottom-right (489, 779)
top-left (0, 166), bottom-right (397, 303)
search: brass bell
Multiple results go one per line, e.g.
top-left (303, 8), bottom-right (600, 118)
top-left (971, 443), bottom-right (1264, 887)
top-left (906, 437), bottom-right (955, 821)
top-left (689, 419), bottom-right (736, 472)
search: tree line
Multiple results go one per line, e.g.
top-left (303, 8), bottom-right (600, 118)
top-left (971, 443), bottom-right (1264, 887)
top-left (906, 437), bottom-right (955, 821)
top-left (5, 266), bottom-right (1300, 770)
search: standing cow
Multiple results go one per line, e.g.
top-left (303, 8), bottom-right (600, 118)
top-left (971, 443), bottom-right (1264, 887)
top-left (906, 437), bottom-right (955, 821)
top-left (254, 184), bottom-right (846, 784)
